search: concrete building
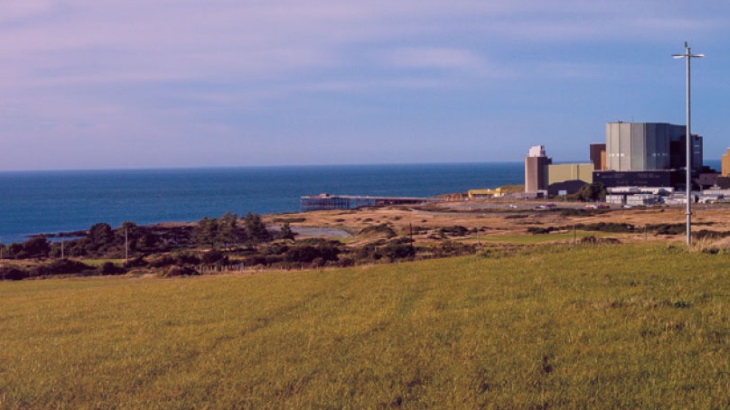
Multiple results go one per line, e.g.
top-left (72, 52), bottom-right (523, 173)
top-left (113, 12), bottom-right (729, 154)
top-left (590, 143), bottom-right (606, 171)
top-left (524, 146), bottom-right (551, 194)
top-left (605, 122), bottom-right (702, 172)
top-left (548, 163), bottom-right (594, 185)
top-left (722, 148), bottom-right (730, 176)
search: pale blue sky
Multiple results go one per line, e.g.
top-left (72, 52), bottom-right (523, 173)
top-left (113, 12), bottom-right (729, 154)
top-left (1, 1), bottom-right (729, 171)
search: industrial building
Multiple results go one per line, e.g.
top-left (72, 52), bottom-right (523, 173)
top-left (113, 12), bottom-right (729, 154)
top-left (590, 143), bottom-right (606, 170)
top-left (548, 164), bottom-right (594, 185)
top-left (605, 122), bottom-right (702, 172)
top-left (521, 121), bottom-right (707, 201)
top-left (524, 145), bottom-right (551, 194)
top-left (722, 148), bottom-right (730, 176)
top-left (593, 170), bottom-right (681, 189)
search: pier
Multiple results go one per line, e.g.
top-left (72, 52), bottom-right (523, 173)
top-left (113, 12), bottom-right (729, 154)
top-left (300, 194), bottom-right (438, 211)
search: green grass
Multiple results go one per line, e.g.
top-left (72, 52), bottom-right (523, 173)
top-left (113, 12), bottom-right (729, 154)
top-left (2, 243), bottom-right (730, 408)
top-left (79, 258), bottom-right (126, 267)
top-left (478, 230), bottom-right (622, 245)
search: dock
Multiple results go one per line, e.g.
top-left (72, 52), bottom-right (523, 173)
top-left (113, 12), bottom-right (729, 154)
top-left (300, 193), bottom-right (438, 211)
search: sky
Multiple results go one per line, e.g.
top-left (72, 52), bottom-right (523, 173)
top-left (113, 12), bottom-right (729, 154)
top-left (1, 0), bottom-right (729, 171)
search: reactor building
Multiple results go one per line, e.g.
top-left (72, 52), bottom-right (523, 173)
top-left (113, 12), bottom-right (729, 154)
top-left (594, 122), bottom-right (703, 189)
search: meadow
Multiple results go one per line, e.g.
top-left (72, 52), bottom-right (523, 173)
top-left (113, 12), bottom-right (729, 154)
top-left (2, 243), bottom-right (730, 408)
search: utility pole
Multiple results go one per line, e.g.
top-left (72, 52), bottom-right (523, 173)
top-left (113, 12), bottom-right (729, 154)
top-left (673, 42), bottom-right (704, 245)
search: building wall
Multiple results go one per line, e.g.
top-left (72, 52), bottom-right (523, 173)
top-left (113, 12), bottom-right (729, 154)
top-left (693, 136), bottom-right (703, 171)
top-left (722, 149), bottom-right (730, 176)
top-left (606, 122), bottom-right (696, 172)
top-left (590, 143), bottom-right (606, 170)
top-left (525, 156), bottom-right (550, 193)
top-left (548, 163), bottom-right (594, 185)
top-left (593, 170), bottom-right (681, 188)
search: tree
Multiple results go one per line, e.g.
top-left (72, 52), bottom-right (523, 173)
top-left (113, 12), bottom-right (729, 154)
top-left (22, 237), bottom-right (50, 259)
top-left (244, 212), bottom-right (272, 244)
top-left (136, 232), bottom-right (159, 252)
top-left (217, 212), bottom-right (243, 250)
top-left (88, 223), bottom-right (114, 250)
top-left (277, 222), bottom-right (296, 240)
top-left (194, 217), bottom-right (219, 248)
top-left (115, 222), bottom-right (141, 252)
top-left (577, 182), bottom-right (607, 202)
top-left (7, 243), bottom-right (23, 259)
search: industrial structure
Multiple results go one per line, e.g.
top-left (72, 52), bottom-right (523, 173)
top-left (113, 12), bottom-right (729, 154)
top-left (524, 145), bottom-right (551, 195)
top-left (548, 164), bottom-right (593, 185)
top-left (300, 194), bottom-right (437, 211)
top-left (598, 121), bottom-right (703, 189)
top-left (590, 143), bottom-right (606, 170)
top-left (605, 122), bottom-right (702, 172)
top-left (722, 148), bottom-right (730, 176)
top-left (523, 121), bottom-right (708, 198)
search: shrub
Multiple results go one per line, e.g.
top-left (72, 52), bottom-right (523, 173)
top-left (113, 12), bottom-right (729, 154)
top-left (201, 250), bottom-right (228, 265)
top-left (436, 226), bottom-right (469, 237)
top-left (563, 223), bottom-right (635, 233)
top-left (31, 259), bottom-right (94, 277)
top-left (124, 256), bottom-right (148, 268)
top-left (265, 242), bottom-right (290, 256)
top-left (310, 257), bottom-right (327, 269)
top-left (646, 223), bottom-right (685, 235)
top-left (174, 252), bottom-right (201, 265)
top-left (433, 241), bottom-right (476, 257)
top-left (272, 217), bottom-right (306, 223)
top-left (0, 267), bottom-right (28, 281)
top-left (380, 238), bottom-right (415, 260)
top-left (285, 244), bottom-right (340, 264)
top-left (338, 257), bottom-right (355, 267)
top-left (577, 182), bottom-right (607, 202)
top-left (22, 237), bottom-right (51, 259)
top-left (527, 227), bottom-right (557, 235)
top-left (359, 224), bottom-right (396, 238)
top-left (148, 255), bottom-right (176, 268)
top-left (100, 262), bottom-right (127, 275)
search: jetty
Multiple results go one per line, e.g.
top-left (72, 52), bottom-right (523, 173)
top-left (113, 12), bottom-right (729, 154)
top-left (300, 193), bottom-right (438, 211)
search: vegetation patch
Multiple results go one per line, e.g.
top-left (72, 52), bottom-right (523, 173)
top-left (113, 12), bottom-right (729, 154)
top-left (272, 217), bottom-right (306, 223)
top-left (435, 225), bottom-right (470, 237)
top-left (358, 223), bottom-right (397, 239)
top-left (527, 226), bottom-right (559, 235)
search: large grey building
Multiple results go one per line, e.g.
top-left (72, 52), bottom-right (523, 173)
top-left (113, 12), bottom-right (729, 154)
top-left (605, 122), bottom-right (702, 172)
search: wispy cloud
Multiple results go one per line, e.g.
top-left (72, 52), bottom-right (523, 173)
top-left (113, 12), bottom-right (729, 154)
top-left (0, 0), bottom-right (728, 169)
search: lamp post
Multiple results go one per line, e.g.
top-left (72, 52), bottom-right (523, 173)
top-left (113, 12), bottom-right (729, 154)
top-left (673, 42), bottom-right (703, 245)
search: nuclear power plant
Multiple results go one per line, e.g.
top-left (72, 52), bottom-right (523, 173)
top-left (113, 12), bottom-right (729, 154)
top-left (524, 121), bottom-right (720, 204)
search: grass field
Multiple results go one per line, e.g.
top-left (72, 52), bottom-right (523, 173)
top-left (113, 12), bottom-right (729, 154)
top-left (2, 243), bottom-right (730, 408)
top-left (476, 229), bottom-right (621, 245)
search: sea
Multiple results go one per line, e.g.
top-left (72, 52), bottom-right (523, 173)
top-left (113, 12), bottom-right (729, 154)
top-left (0, 162), bottom-right (525, 244)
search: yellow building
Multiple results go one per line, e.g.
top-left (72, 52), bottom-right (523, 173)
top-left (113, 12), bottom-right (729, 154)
top-left (467, 188), bottom-right (506, 199)
top-left (548, 163), bottom-right (594, 185)
top-left (722, 148), bottom-right (730, 176)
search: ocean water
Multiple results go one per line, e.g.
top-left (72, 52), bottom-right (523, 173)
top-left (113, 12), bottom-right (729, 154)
top-left (0, 162), bottom-right (524, 244)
